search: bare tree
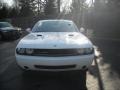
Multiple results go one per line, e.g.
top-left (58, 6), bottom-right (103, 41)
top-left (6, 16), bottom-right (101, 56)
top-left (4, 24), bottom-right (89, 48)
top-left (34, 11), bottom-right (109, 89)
top-left (57, 0), bottom-right (61, 13)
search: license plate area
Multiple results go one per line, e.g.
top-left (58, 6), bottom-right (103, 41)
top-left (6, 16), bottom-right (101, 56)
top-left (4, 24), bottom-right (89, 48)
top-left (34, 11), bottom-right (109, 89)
top-left (34, 65), bottom-right (76, 69)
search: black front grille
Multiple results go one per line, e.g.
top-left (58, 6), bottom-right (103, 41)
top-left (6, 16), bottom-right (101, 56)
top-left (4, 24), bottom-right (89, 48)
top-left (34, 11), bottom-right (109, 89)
top-left (34, 65), bottom-right (76, 69)
top-left (7, 30), bottom-right (18, 35)
top-left (32, 49), bottom-right (80, 56)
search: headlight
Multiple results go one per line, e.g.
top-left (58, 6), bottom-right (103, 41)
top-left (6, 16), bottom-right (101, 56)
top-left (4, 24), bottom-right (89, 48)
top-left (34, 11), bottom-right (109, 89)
top-left (16, 48), bottom-right (26, 54)
top-left (26, 49), bottom-right (34, 54)
top-left (77, 48), bottom-right (94, 55)
top-left (77, 49), bottom-right (85, 54)
top-left (16, 48), bottom-right (34, 55)
top-left (85, 48), bottom-right (94, 54)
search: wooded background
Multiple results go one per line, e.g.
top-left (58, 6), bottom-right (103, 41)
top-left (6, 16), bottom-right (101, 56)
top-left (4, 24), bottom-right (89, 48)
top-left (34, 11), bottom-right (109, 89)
top-left (0, 0), bottom-right (120, 38)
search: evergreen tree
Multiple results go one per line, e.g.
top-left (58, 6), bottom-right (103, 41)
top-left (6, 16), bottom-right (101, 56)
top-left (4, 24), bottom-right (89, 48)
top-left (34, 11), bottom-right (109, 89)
top-left (0, 5), bottom-right (8, 19)
top-left (19, 0), bottom-right (34, 17)
top-left (44, 0), bottom-right (57, 15)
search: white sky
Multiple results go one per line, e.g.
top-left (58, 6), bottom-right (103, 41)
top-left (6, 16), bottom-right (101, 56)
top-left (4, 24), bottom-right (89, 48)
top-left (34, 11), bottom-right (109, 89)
top-left (85, 0), bottom-right (95, 7)
top-left (61, 0), bottom-right (72, 12)
top-left (1, 0), bottom-right (94, 10)
top-left (61, 0), bottom-right (94, 12)
top-left (2, 0), bottom-right (14, 6)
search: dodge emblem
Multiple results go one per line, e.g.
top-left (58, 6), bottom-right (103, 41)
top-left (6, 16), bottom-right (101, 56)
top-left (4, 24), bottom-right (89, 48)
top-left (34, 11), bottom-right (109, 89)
top-left (54, 45), bottom-right (57, 47)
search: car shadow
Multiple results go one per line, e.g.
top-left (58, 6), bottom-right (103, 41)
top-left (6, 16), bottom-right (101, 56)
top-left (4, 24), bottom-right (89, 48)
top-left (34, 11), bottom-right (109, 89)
top-left (20, 70), bottom-right (87, 90)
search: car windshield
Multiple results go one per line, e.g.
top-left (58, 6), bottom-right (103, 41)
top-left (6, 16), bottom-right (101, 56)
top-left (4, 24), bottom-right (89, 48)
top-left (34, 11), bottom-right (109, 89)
top-left (32, 21), bottom-right (79, 32)
top-left (0, 22), bottom-right (13, 28)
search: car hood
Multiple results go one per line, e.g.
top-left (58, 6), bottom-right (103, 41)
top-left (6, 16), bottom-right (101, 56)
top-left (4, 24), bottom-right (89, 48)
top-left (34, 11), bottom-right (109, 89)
top-left (0, 27), bottom-right (16, 31)
top-left (17, 32), bottom-right (93, 49)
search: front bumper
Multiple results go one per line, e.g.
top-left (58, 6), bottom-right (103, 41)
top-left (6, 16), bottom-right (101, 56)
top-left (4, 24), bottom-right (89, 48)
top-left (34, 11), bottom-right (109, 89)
top-left (16, 54), bottom-right (94, 71)
top-left (2, 31), bottom-right (20, 39)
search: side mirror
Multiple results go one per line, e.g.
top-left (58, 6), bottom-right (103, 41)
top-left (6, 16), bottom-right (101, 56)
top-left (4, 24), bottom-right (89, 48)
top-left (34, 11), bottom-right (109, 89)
top-left (26, 28), bottom-right (31, 33)
top-left (80, 27), bottom-right (86, 35)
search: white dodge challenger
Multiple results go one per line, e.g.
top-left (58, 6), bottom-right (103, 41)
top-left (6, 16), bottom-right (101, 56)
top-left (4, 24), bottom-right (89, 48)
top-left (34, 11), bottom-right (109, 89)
top-left (15, 20), bottom-right (94, 71)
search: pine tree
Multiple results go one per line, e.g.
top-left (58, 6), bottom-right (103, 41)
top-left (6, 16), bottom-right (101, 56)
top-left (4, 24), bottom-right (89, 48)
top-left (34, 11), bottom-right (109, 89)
top-left (44, 0), bottom-right (57, 15)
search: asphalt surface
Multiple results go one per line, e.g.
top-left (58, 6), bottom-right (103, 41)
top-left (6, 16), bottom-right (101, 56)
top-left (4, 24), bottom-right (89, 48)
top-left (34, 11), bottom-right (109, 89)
top-left (0, 34), bottom-right (120, 90)
top-left (0, 35), bottom-right (87, 90)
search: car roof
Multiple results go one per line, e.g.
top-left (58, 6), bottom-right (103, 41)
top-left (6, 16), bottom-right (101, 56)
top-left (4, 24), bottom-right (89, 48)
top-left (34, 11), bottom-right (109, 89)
top-left (0, 22), bottom-right (9, 24)
top-left (39, 20), bottom-right (73, 23)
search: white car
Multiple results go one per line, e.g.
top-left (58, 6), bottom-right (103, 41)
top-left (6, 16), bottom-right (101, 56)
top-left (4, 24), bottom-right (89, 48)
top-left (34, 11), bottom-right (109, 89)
top-left (15, 20), bottom-right (94, 71)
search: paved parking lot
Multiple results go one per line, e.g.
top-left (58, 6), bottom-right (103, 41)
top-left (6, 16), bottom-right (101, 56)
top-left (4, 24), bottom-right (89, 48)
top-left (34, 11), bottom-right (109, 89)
top-left (0, 34), bottom-right (120, 90)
